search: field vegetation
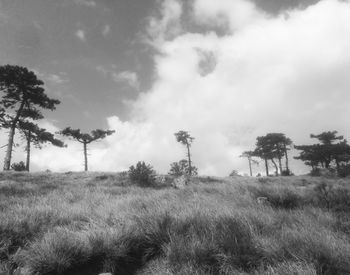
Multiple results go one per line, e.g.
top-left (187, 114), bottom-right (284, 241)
top-left (0, 172), bottom-right (350, 275)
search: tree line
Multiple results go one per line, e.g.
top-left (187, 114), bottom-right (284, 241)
top-left (242, 131), bottom-right (350, 177)
top-left (1, 65), bottom-right (350, 177)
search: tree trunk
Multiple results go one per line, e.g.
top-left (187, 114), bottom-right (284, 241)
top-left (3, 100), bottom-right (26, 171)
top-left (83, 142), bottom-right (88, 171)
top-left (25, 131), bottom-right (31, 171)
top-left (4, 126), bottom-right (16, 170)
top-left (186, 142), bottom-right (192, 176)
top-left (271, 158), bottom-right (278, 176)
top-left (278, 156), bottom-right (283, 175)
top-left (264, 158), bottom-right (269, 176)
top-left (248, 157), bottom-right (252, 177)
top-left (284, 143), bottom-right (290, 175)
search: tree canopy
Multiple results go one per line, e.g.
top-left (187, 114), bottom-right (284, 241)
top-left (295, 131), bottom-right (350, 172)
top-left (0, 65), bottom-right (60, 170)
top-left (60, 127), bottom-right (115, 171)
top-left (252, 133), bottom-right (292, 176)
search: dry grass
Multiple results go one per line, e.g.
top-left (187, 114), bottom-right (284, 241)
top-left (0, 172), bottom-right (349, 275)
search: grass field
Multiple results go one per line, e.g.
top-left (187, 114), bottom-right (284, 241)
top-left (0, 172), bottom-right (350, 275)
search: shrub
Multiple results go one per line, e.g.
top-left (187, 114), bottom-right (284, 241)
top-left (258, 177), bottom-right (269, 184)
top-left (128, 161), bottom-right (156, 187)
top-left (310, 168), bottom-right (336, 177)
top-left (229, 170), bottom-right (240, 177)
top-left (313, 182), bottom-right (350, 212)
top-left (168, 160), bottom-right (198, 177)
top-left (337, 164), bottom-right (350, 178)
top-left (249, 186), bottom-right (303, 209)
top-left (281, 170), bottom-right (294, 176)
top-left (10, 162), bottom-right (26, 172)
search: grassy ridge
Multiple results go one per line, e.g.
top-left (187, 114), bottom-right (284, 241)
top-left (0, 172), bottom-right (350, 274)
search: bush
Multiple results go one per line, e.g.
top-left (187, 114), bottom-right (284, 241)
top-left (281, 170), bottom-right (294, 176)
top-left (313, 182), bottom-right (350, 212)
top-left (249, 186), bottom-right (303, 209)
top-left (337, 164), bottom-right (350, 178)
top-left (310, 168), bottom-right (336, 177)
top-left (128, 161), bottom-right (156, 187)
top-left (10, 162), bottom-right (26, 172)
top-left (229, 170), bottom-right (240, 177)
top-left (168, 160), bottom-right (198, 177)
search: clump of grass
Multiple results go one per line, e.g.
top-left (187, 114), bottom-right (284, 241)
top-left (167, 214), bottom-right (265, 273)
top-left (249, 185), bottom-right (304, 209)
top-left (20, 213), bottom-right (173, 275)
top-left (263, 261), bottom-right (316, 275)
top-left (276, 227), bottom-right (350, 274)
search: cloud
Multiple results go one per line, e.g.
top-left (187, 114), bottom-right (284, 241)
top-left (4, 0), bottom-right (350, 176)
top-left (145, 0), bottom-right (183, 46)
top-left (45, 73), bottom-right (69, 85)
top-left (102, 25), bottom-right (111, 37)
top-left (75, 29), bottom-right (86, 42)
top-left (73, 0), bottom-right (96, 7)
top-left (112, 71), bottom-right (140, 90)
top-left (96, 66), bottom-right (140, 90)
top-left (192, 0), bottom-right (264, 31)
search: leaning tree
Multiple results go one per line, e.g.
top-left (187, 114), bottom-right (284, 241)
top-left (174, 130), bottom-right (195, 176)
top-left (0, 65), bottom-right (60, 170)
top-left (60, 127), bottom-right (115, 171)
top-left (18, 120), bottom-right (65, 171)
top-left (253, 133), bottom-right (292, 176)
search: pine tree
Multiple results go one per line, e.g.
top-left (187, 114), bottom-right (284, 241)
top-left (174, 131), bottom-right (195, 176)
top-left (0, 65), bottom-right (60, 170)
top-left (60, 127), bottom-right (115, 171)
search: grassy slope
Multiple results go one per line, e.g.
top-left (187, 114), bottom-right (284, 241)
top-left (0, 172), bottom-right (350, 275)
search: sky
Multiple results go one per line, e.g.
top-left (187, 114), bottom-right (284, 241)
top-left (1, 0), bottom-right (350, 175)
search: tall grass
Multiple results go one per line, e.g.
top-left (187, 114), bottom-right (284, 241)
top-left (0, 172), bottom-right (349, 274)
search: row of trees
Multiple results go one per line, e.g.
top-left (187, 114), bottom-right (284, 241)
top-left (0, 65), bottom-right (114, 171)
top-left (2, 65), bottom-right (350, 177)
top-left (242, 131), bottom-right (350, 177)
top-left (241, 133), bottom-right (292, 176)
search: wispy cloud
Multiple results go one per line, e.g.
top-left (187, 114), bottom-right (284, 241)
top-left (46, 73), bottom-right (69, 85)
top-left (73, 0), bottom-right (96, 7)
top-left (102, 25), bottom-right (111, 37)
top-left (34, 70), bottom-right (69, 86)
top-left (75, 29), bottom-right (86, 42)
top-left (112, 71), bottom-right (140, 90)
top-left (96, 66), bottom-right (139, 90)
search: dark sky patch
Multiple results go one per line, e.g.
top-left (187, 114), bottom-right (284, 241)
top-left (251, 0), bottom-right (321, 14)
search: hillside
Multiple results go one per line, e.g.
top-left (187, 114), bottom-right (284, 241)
top-left (0, 172), bottom-right (350, 275)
